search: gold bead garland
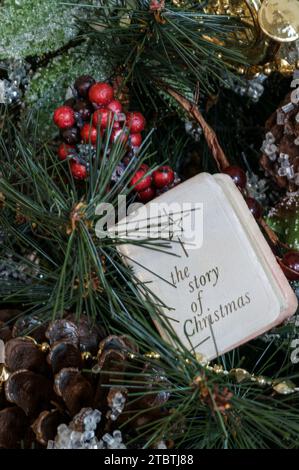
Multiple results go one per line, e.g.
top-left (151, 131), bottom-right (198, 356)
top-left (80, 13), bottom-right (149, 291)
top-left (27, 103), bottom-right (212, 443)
top-left (1, 336), bottom-right (298, 396)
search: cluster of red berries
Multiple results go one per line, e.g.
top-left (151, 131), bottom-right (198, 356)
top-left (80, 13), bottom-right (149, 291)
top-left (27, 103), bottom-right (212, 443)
top-left (130, 164), bottom-right (176, 202)
top-left (53, 75), bottom-right (146, 180)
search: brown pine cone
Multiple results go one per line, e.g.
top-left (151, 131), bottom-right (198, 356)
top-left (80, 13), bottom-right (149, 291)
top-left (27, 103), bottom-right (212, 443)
top-left (260, 91), bottom-right (299, 191)
top-left (0, 314), bottom-right (169, 448)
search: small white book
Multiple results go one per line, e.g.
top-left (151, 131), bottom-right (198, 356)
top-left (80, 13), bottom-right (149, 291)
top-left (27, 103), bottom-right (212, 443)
top-left (112, 173), bottom-right (298, 360)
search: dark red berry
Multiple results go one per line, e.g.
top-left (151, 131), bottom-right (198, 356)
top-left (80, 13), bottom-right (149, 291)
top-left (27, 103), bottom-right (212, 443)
top-left (70, 161), bottom-right (87, 180)
top-left (281, 251), bottom-right (299, 281)
top-left (130, 133), bottom-right (142, 148)
top-left (138, 186), bottom-right (156, 202)
top-left (107, 100), bottom-right (123, 114)
top-left (92, 108), bottom-right (112, 128)
top-left (153, 165), bottom-right (175, 189)
top-left (80, 124), bottom-right (98, 144)
top-left (223, 166), bottom-right (247, 189)
top-left (61, 127), bottom-right (80, 145)
top-left (245, 197), bottom-right (263, 220)
top-left (88, 82), bottom-right (114, 106)
top-left (57, 143), bottom-right (76, 161)
top-left (126, 112), bottom-right (146, 133)
top-left (130, 168), bottom-right (152, 192)
top-left (74, 75), bottom-right (95, 98)
top-left (53, 106), bottom-right (75, 129)
top-left (73, 99), bottom-right (93, 121)
top-left (64, 97), bottom-right (76, 108)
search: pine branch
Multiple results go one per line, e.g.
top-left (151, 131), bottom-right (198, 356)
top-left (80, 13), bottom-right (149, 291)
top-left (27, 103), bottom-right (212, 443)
top-left (0, 118), bottom-right (157, 327)
top-left (112, 313), bottom-right (299, 449)
top-left (80, 0), bottom-right (251, 97)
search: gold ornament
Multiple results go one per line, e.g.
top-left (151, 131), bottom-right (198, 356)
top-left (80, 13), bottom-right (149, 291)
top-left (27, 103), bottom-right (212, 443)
top-left (258, 0), bottom-right (299, 43)
top-left (81, 351), bottom-right (93, 361)
top-left (230, 368), bottom-right (251, 383)
top-left (204, 1), bottom-right (276, 67)
top-left (256, 375), bottom-right (268, 387)
top-left (40, 342), bottom-right (50, 354)
top-left (273, 379), bottom-right (296, 395)
top-left (203, 1), bottom-right (298, 76)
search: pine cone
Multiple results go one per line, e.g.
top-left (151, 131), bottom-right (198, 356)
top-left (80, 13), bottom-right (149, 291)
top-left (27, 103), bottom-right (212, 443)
top-left (260, 91), bottom-right (299, 191)
top-left (0, 314), bottom-right (169, 448)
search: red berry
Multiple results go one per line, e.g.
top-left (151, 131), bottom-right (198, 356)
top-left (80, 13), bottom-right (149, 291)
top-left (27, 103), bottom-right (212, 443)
top-left (245, 197), bottom-right (263, 220)
top-left (130, 133), bottom-right (142, 147)
top-left (70, 161), bottom-right (87, 180)
top-left (281, 251), bottom-right (299, 281)
top-left (80, 124), bottom-right (98, 144)
top-left (57, 143), bottom-right (76, 161)
top-left (88, 82), bottom-right (114, 106)
top-left (130, 168), bottom-right (152, 192)
top-left (107, 100), bottom-right (123, 114)
top-left (92, 108), bottom-right (112, 128)
top-left (153, 165), bottom-right (175, 189)
top-left (126, 112), bottom-right (146, 133)
top-left (53, 106), bottom-right (75, 129)
top-left (138, 186), bottom-right (156, 202)
top-left (223, 166), bottom-right (247, 189)
top-left (111, 128), bottom-right (129, 144)
top-left (113, 121), bottom-right (121, 130)
top-left (140, 163), bottom-right (149, 171)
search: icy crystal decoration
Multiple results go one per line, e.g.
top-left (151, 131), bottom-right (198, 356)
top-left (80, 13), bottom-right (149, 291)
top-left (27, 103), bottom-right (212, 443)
top-left (277, 153), bottom-right (295, 179)
top-left (277, 110), bottom-right (285, 125)
top-left (48, 408), bottom-right (127, 449)
top-left (185, 120), bottom-right (203, 142)
top-left (282, 102), bottom-right (295, 113)
top-left (246, 172), bottom-right (268, 204)
top-left (0, 251), bottom-right (38, 283)
top-left (0, 59), bottom-right (30, 104)
top-left (234, 74), bottom-right (267, 103)
top-left (261, 132), bottom-right (278, 162)
top-left (155, 441), bottom-right (168, 449)
top-left (102, 431), bottom-right (127, 449)
top-left (107, 391), bottom-right (126, 421)
top-left (75, 144), bottom-right (96, 170)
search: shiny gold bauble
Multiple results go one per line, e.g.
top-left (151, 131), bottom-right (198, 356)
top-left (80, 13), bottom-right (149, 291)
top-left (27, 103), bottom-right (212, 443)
top-left (40, 342), bottom-right (50, 353)
top-left (258, 0), bottom-right (299, 43)
top-left (172, 1), bottom-right (299, 75)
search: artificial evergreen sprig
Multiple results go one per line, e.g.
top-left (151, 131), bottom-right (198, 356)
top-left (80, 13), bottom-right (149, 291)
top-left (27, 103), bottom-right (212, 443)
top-left (81, 0), bottom-right (251, 101)
top-left (0, 118), bottom-right (160, 327)
top-left (109, 312), bottom-right (299, 449)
